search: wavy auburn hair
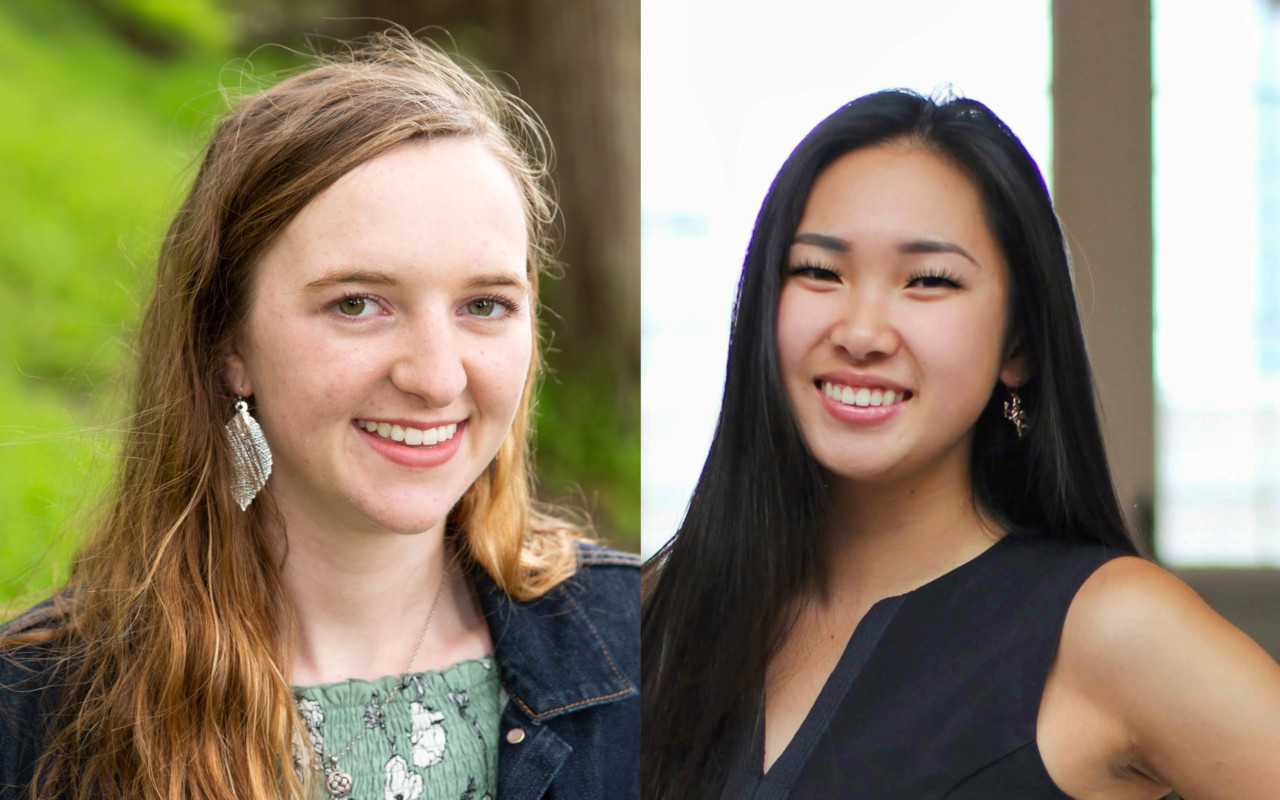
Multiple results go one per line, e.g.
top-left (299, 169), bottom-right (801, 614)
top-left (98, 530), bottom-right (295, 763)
top-left (5, 30), bottom-right (583, 800)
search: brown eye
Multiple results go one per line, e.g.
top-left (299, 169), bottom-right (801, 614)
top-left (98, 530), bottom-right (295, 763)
top-left (788, 263), bottom-right (840, 281)
top-left (905, 271), bottom-right (962, 289)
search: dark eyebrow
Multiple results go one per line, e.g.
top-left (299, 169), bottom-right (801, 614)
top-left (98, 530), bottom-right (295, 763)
top-left (793, 232), bottom-right (849, 252)
top-left (794, 232), bottom-right (982, 269)
top-left (304, 269), bottom-right (400, 290)
top-left (899, 238), bottom-right (981, 268)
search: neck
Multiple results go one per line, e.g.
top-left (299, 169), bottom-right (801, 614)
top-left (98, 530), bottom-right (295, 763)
top-left (271, 512), bottom-right (490, 686)
top-left (820, 448), bottom-right (1002, 605)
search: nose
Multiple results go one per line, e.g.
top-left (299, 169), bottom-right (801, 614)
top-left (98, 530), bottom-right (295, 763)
top-left (827, 289), bottom-right (900, 362)
top-left (389, 313), bottom-right (467, 408)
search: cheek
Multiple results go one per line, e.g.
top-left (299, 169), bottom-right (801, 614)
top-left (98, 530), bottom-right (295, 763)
top-left (775, 285), bottom-right (830, 380)
top-left (244, 312), bottom-right (372, 428)
top-left (902, 300), bottom-right (1007, 398)
top-left (245, 317), bottom-right (314, 397)
top-left (472, 327), bottom-right (534, 416)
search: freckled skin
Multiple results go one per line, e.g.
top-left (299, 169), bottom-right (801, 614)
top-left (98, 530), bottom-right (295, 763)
top-left (776, 145), bottom-right (1020, 490)
top-left (225, 138), bottom-right (533, 539)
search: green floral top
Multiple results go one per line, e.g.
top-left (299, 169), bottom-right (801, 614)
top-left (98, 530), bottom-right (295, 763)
top-left (293, 657), bottom-right (501, 800)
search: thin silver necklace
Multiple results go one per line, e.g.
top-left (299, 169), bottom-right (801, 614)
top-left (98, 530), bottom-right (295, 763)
top-left (308, 570), bottom-right (448, 799)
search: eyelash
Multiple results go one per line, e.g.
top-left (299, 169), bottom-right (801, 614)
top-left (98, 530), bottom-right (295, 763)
top-left (905, 269), bottom-right (963, 289)
top-left (787, 261), bottom-right (840, 280)
top-left (787, 263), bottom-right (963, 290)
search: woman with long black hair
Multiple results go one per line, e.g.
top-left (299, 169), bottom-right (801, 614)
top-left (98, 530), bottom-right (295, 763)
top-left (641, 91), bottom-right (1280, 799)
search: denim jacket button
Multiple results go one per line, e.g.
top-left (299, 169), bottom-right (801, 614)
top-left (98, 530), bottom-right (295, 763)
top-left (506, 727), bottom-right (526, 744)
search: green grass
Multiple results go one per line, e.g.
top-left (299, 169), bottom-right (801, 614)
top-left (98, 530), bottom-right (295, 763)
top-left (0, 0), bottom-right (240, 612)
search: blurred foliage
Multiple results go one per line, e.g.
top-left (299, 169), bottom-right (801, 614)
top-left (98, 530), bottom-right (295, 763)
top-left (90, 0), bottom-right (236, 52)
top-left (0, 0), bottom-right (638, 612)
top-left (535, 353), bottom-right (641, 540)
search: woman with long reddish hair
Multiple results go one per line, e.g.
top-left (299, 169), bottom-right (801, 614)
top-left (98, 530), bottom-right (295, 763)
top-left (0, 32), bottom-right (637, 800)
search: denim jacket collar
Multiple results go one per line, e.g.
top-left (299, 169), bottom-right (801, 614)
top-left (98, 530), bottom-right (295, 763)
top-left (472, 564), bottom-right (636, 722)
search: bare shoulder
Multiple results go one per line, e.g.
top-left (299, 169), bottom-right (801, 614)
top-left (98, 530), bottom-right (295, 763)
top-left (1062, 556), bottom-right (1223, 651)
top-left (1059, 556), bottom-right (1279, 686)
top-left (1057, 555), bottom-right (1280, 798)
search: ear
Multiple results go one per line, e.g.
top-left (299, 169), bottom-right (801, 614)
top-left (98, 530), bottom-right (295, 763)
top-left (999, 337), bottom-right (1031, 388)
top-left (222, 340), bottom-right (253, 398)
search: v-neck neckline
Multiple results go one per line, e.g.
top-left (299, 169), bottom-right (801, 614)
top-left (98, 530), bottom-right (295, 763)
top-left (738, 532), bottom-right (1015, 797)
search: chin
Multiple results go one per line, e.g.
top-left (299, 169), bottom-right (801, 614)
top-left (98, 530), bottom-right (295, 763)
top-left (347, 493), bottom-right (457, 536)
top-left (826, 466), bottom-right (901, 485)
top-left (368, 511), bottom-right (452, 536)
top-left (816, 452), bottom-right (911, 485)
top-left (344, 477), bottom-right (473, 535)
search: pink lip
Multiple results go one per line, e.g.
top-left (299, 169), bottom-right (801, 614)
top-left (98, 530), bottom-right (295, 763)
top-left (817, 385), bottom-right (908, 426)
top-left (353, 420), bottom-right (466, 468)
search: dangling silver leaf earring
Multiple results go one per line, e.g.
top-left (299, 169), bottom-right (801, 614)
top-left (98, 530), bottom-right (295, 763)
top-left (225, 398), bottom-right (272, 510)
top-left (1002, 387), bottom-right (1027, 438)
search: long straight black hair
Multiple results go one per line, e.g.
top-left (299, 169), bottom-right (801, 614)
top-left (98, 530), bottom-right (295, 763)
top-left (640, 90), bottom-right (1145, 799)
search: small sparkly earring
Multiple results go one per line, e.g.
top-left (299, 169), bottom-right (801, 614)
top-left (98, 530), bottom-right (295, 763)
top-left (1002, 386), bottom-right (1027, 438)
top-left (225, 396), bottom-right (272, 510)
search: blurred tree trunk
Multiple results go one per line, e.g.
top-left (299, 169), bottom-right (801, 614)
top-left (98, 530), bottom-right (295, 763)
top-left (483, 0), bottom-right (641, 400)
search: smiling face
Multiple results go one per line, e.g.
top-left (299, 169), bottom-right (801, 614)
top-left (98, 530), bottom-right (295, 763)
top-left (776, 143), bottom-right (1022, 490)
top-left (225, 137), bottom-right (533, 538)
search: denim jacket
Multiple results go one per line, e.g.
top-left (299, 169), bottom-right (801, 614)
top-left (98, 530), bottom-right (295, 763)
top-left (477, 544), bottom-right (639, 799)
top-left (0, 544), bottom-right (639, 800)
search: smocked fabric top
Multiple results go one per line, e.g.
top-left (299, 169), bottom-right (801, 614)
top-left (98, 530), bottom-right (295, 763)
top-left (725, 530), bottom-right (1124, 799)
top-left (293, 657), bottom-right (502, 800)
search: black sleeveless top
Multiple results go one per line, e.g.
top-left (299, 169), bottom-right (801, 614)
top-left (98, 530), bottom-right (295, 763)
top-left (725, 530), bottom-right (1124, 799)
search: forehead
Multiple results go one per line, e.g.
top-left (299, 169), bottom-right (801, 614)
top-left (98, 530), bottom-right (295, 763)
top-left (255, 137), bottom-right (529, 289)
top-left (799, 144), bottom-right (996, 254)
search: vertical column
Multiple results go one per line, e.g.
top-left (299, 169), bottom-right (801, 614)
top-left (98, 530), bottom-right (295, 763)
top-left (1052, 0), bottom-right (1155, 550)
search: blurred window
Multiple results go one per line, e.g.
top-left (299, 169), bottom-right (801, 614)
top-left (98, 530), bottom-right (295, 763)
top-left (641, 0), bottom-right (1053, 557)
top-left (1154, 0), bottom-right (1280, 564)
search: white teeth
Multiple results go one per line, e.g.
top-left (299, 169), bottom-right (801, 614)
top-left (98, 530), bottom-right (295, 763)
top-left (357, 420), bottom-right (460, 447)
top-left (820, 382), bottom-right (908, 408)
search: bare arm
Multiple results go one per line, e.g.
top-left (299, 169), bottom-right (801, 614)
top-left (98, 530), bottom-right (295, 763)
top-left (1054, 556), bottom-right (1280, 799)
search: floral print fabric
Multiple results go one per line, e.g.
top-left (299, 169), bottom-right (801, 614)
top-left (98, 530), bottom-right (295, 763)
top-left (293, 658), bottom-right (501, 800)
